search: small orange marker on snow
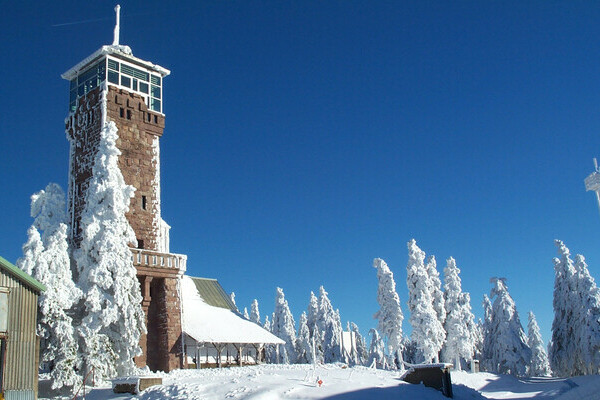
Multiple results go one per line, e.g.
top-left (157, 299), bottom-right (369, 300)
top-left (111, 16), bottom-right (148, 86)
top-left (317, 379), bottom-right (323, 387)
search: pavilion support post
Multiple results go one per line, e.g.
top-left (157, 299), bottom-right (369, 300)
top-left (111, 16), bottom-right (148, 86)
top-left (238, 345), bottom-right (243, 366)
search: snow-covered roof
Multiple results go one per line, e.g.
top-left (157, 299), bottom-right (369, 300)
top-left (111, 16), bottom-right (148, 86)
top-left (181, 275), bottom-right (284, 345)
top-left (61, 45), bottom-right (170, 81)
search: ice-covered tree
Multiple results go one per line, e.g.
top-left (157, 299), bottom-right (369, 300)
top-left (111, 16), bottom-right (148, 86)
top-left (306, 291), bottom-right (323, 362)
top-left (486, 278), bottom-right (531, 377)
top-left (243, 307), bottom-right (249, 320)
top-left (350, 322), bottom-right (368, 366)
top-left (368, 328), bottom-right (386, 368)
top-left (406, 240), bottom-right (445, 363)
top-left (426, 255), bottom-right (446, 326)
top-left (271, 287), bottom-right (297, 364)
top-left (318, 286), bottom-right (342, 363)
top-left (573, 253), bottom-right (600, 375)
top-left (442, 257), bottom-right (475, 370)
top-left (528, 311), bottom-right (551, 377)
top-left (550, 240), bottom-right (579, 376)
top-left (250, 299), bottom-right (261, 324)
top-left (472, 319), bottom-right (484, 363)
top-left (296, 312), bottom-right (312, 364)
top-left (18, 184), bottom-right (82, 390)
top-left (75, 121), bottom-right (145, 380)
top-left (373, 258), bottom-right (404, 368)
top-left (481, 294), bottom-right (494, 372)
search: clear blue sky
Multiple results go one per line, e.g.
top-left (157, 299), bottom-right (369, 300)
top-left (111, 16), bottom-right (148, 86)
top-left (2, 1), bottom-right (600, 345)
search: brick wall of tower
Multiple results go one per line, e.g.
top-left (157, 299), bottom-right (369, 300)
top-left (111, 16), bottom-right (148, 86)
top-left (66, 84), bottom-right (184, 372)
top-left (105, 86), bottom-right (165, 252)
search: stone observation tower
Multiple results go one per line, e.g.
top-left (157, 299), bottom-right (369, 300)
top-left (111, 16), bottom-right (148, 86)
top-left (61, 5), bottom-right (186, 371)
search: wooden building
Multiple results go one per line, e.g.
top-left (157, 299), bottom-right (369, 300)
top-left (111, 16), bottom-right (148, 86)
top-left (181, 276), bottom-right (284, 368)
top-left (0, 255), bottom-right (45, 400)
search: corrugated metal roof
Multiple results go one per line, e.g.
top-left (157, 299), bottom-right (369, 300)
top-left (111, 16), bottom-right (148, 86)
top-left (190, 277), bottom-right (237, 311)
top-left (0, 255), bottom-right (45, 293)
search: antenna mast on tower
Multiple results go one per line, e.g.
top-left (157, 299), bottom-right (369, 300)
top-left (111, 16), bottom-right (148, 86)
top-left (112, 4), bottom-right (121, 46)
top-left (584, 158), bottom-right (600, 216)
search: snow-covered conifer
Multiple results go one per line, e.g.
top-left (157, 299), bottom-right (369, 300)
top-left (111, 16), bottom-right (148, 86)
top-left (481, 294), bottom-right (493, 372)
top-left (75, 121), bottom-right (145, 380)
top-left (550, 240), bottom-right (579, 376)
top-left (250, 299), bottom-right (261, 324)
top-left (18, 184), bottom-right (82, 389)
top-left (573, 254), bottom-right (600, 375)
top-left (441, 257), bottom-right (475, 370)
top-left (528, 311), bottom-right (551, 377)
top-left (426, 255), bottom-right (445, 326)
top-left (472, 319), bottom-right (484, 363)
top-left (296, 312), bottom-right (312, 364)
top-left (306, 291), bottom-right (323, 362)
top-left (406, 240), bottom-right (445, 363)
top-left (373, 258), bottom-right (404, 368)
top-left (350, 322), bottom-right (368, 366)
top-left (243, 307), bottom-right (249, 320)
top-left (368, 329), bottom-right (386, 368)
top-left (486, 278), bottom-right (531, 377)
top-left (318, 286), bottom-right (342, 363)
top-left (271, 287), bottom-right (297, 364)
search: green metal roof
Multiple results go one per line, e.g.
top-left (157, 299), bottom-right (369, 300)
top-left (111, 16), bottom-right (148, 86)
top-left (0, 255), bottom-right (46, 293)
top-left (189, 276), bottom-right (237, 311)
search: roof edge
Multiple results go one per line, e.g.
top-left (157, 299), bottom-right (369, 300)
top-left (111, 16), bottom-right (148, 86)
top-left (0, 255), bottom-right (46, 293)
top-left (62, 45), bottom-right (171, 81)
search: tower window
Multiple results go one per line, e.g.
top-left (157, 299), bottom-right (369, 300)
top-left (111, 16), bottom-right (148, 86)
top-left (119, 108), bottom-right (124, 118)
top-left (121, 75), bottom-right (131, 88)
top-left (142, 195), bottom-right (147, 210)
top-left (126, 110), bottom-right (132, 120)
top-left (137, 239), bottom-right (144, 249)
top-left (139, 82), bottom-right (149, 94)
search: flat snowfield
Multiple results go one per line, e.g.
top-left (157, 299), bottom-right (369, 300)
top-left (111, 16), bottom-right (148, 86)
top-left (46, 365), bottom-right (600, 400)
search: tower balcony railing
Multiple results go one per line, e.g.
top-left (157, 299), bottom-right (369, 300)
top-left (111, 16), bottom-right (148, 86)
top-left (131, 248), bottom-right (187, 274)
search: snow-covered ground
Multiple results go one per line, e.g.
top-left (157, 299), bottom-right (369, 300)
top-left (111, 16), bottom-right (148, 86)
top-left (42, 364), bottom-right (600, 400)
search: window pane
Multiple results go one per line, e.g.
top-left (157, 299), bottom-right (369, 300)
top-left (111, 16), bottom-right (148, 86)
top-left (78, 84), bottom-right (84, 96)
top-left (150, 98), bottom-right (161, 112)
top-left (108, 58), bottom-right (119, 71)
top-left (121, 63), bottom-right (149, 81)
top-left (70, 79), bottom-right (77, 90)
top-left (132, 78), bottom-right (138, 91)
top-left (139, 82), bottom-right (149, 94)
top-left (151, 85), bottom-right (161, 99)
top-left (121, 75), bottom-right (131, 88)
top-left (151, 75), bottom-right (161, 86)
top-left (108, 70), bottom-right (119, 84)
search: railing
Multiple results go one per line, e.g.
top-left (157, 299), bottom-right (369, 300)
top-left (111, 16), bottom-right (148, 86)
top-left (131, 248), bottom-right (187, 273)
top-left (71, 366), bottom-right (95, 400)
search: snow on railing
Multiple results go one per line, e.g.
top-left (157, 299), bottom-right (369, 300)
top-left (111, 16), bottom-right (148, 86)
top-left (131, 248), bottom-right (187, 273)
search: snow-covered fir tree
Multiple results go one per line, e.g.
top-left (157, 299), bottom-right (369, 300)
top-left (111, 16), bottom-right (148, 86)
top-left (573, 253), bottom-right (600, 375)
top-left (243, 307), bottom-right (249, 320)
top-left (485, 278), bottom-right (531, 377)
top-left (373, 258), bottom-right (404, 368)
top-left (263, 315), bottom-right (276, 363)
top-left (318, 286), bottom-right (342, 363)
top-left (368, 328), bottom-right (386, 368)
top-left (550, 240), bottom-right (579, 376)
top-left (527, 311), bottom-right (551, 377)
top-left (271, 287), bottom-right (297, 363)
top-left (250, 299), bottom-right (261, 324)
top-left (472, 318), bottom-right (484, 363)
top-left (406, 240), bottom-right (445, 363)
top-left (75, 120), bottom-right (145, 380)
top-left (481, 294), bottom-right (494, 372)
top-left (296, 312), bottom-right (312, 364)
top-left (441, 257), bottom-right (475, 370)
top-left (426, 255), bottom-right (446, 327)
top-left (18, 184), bottom-right (82, 390)
top-left (350, 322), bottom-right (368, 366)
top-left (306, 291), bottom-right (323, 362)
